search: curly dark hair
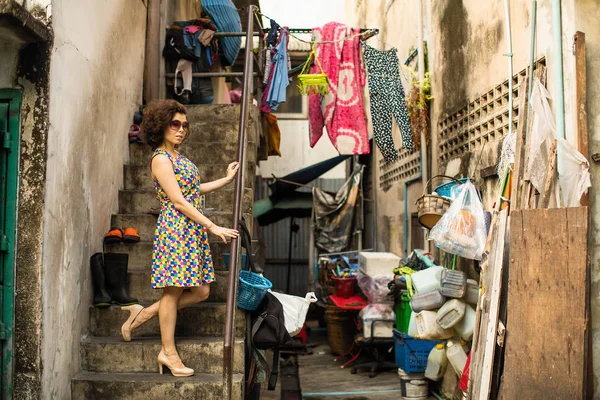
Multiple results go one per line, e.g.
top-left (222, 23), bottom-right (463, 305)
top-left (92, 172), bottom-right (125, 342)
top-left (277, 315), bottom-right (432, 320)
top-left (141, 99), bottom-right (189, 150)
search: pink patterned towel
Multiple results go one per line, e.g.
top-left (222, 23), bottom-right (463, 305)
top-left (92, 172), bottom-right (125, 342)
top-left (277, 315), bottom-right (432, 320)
top-left (309, 22), bottom-right (369, 155)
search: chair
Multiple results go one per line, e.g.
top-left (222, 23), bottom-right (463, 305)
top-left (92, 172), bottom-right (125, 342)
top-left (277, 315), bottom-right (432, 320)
top-left (349, 319), bottom-right (397, 378)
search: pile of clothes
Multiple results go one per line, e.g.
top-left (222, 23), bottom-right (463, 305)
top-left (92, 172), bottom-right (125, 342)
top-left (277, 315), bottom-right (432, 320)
top-left (163, 0), bottom-right (242, 105)
top-left (163, 18), bottom-right (219, 105)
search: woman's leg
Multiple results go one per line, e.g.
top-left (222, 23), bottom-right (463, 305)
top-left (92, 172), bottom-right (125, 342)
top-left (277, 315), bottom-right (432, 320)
top-left (131, 284), bottom-right (211, 330)
top-left (158, 286), bottom-right (184, 362)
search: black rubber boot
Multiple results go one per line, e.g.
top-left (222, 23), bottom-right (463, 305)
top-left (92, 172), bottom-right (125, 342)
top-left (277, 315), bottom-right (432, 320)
top-left (90, 252), bottom-right (112, 308)
top-left (104, 253), bottom-right (138, 306)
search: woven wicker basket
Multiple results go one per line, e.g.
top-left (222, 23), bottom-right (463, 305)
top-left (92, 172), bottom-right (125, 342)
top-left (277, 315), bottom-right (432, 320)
top-left (325, 306), bottom-right (358, 356)
top-left (416, 175), bottom-right (461, 229)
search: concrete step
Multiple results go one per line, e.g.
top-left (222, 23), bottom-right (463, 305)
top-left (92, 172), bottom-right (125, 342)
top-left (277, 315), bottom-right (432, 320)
top-left (123, 162), bottom-right (256, 190)
top-left (117, 188), bottom-right (253, 215)
top-left (110, 212), bottom-right (252, 242)
top-left (127, 269), bottom-right (232, 303)
top-left (89, 304), bottom-right (245, 338)
top-left (104, 240), bottom-right (235, 271)
top-left (129, 140), bottom-right (257, 167)
top-left (80, 336), bottom-right (244, 374)
top-left (71, 371), bottom-right (243, 400)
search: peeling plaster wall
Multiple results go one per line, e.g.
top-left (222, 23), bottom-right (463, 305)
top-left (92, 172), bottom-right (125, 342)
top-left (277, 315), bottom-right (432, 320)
top-left (10, 40), bottom-right (52, 400)
top-left (574, 1), bottom-right (600, 397)
top-left (430, 0), bottom-right (579, 209)
top-left (40, 1), bottom-right (146, 398)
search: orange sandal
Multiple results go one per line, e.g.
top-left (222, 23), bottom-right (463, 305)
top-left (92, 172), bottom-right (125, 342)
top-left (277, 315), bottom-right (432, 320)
top-left (104, 227), bottom-right (123, 243)
top-left (123, 227), bottom-right (141, 243)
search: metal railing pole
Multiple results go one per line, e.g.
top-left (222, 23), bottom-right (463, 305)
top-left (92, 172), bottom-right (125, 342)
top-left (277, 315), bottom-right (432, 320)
top-left (223, 5), bottom-right (255, 399)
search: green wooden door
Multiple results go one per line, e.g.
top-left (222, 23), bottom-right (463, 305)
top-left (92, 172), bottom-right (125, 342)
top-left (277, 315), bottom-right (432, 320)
top-left (0, 90), bottom-right (21, 400)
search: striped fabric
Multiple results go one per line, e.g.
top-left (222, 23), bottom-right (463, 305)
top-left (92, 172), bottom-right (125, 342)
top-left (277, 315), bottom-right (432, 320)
top-left (202, 0), bottom-right (242, 66)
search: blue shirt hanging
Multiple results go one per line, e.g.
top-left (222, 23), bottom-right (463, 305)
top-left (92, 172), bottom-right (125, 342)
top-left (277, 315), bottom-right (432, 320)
top-left (266, 30), bottom-right (289, 111)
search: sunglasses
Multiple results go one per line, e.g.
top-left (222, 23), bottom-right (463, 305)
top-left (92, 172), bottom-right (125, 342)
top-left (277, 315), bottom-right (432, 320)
top-left (169, 120), bottom-right (189, 131)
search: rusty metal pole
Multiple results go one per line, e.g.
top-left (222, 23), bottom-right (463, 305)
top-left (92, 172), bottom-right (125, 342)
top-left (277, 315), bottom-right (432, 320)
top-left (223, 6), bottom-right (255, 399)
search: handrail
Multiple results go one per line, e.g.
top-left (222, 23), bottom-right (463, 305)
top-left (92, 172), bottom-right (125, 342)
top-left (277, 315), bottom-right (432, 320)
top-left (223, 5), bottom-right (257, 399)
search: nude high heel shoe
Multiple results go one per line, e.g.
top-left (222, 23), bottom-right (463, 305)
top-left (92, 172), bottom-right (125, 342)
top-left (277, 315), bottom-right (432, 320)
top-left (157, 350), bottom-right (194, 377)
top-left (121, 304), bottom-right (144, 342)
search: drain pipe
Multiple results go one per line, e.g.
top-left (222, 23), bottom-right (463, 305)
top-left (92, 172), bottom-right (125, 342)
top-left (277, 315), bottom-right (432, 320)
top-left (503, 0), bottom-right (514, 137)
top-left (417, 0), bottom-right (429, 254)
top-left (552, 0), bottom-right (566, 139)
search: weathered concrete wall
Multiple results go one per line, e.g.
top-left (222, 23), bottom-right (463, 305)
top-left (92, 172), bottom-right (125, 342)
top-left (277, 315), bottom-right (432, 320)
top-left (40, 1), bottom-right (146, 398)
top-left (13, 41), bottom-right (52, 400)
top-left (574, 1), bottom-right (600, 397)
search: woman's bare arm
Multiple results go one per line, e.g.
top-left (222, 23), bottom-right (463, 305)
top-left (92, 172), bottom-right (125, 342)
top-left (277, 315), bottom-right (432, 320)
top-left (152, 155), bottom-right (238, 242)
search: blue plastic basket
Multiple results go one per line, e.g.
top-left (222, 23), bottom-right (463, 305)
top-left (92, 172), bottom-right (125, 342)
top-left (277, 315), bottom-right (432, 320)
top-left (393, 329), bottom-right (441, 373)
top-left (237, 270), bottom-right (272, 311)
top-left (434, 178), bottom-right (470, 198)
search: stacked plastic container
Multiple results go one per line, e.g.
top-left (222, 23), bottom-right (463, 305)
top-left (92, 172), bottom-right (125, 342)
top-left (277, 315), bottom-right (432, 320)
top-left (393, 261), bottom-right (480, 398)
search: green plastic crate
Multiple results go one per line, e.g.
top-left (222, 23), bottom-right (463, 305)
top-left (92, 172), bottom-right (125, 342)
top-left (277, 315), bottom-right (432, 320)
top-left (395, 292), bottom-right (412, 333)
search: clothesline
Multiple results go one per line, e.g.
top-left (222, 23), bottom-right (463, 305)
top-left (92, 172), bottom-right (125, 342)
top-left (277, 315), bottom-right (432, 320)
top-left (271, 175), bottom-right (373, 202)
top-left (258, 11), bottom-right (379, 44)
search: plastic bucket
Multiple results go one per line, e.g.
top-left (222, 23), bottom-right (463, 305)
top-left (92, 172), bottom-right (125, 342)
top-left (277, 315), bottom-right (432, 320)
top-left (331, 276), bottom-right (356, 298)
top-left (398, 368), bottom-right (429, 399)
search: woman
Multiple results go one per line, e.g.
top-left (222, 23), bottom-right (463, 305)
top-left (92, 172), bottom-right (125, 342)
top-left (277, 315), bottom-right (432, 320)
top-left (120, 99), bottom-right (239, 377)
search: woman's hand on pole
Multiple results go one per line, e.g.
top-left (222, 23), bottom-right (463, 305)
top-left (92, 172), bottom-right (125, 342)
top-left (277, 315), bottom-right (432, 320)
top-left (207, 223), bottom-right (239, 243)
top-left (226, 161), bottom-right (240, 182)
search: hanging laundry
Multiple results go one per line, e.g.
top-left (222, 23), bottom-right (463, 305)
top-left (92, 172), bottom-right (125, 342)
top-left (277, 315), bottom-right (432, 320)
top-left (262, 29), bottom-right (289, 112)
top-left (183, 29), bottom-right (203, 58)
top-left (185, 25), bottom-right (202, 35)
top-left (262, 113), bottom-right (282, 156)
top-left (198, 29), bottom-right (215, 46)
top-left (308, 22), bottom-right (369, 155)
top-left (266, 19), bottom-right (280, 48)
top-left (362, 44), bottom-right (413, 162)
top-left (174, 59), bottom-right (193, 96)
top-left (263, 47), bottom-right (274, 85)
top-left (202, 0), bottom-right (242, 66)
top-left (313, 164), bottom-right (364, 252)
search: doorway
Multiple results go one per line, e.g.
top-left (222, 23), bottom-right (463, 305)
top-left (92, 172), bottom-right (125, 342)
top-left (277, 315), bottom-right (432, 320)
top-left (0, 90), bottom-right (21, 399)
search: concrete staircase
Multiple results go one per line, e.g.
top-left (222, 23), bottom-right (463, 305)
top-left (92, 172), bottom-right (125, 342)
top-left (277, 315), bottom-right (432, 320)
top-left (71, 105), bottom-right (259, 399)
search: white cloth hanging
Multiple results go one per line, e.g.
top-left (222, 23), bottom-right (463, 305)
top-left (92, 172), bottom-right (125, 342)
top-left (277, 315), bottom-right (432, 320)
top-left (528, 78), bottom-right (591, 207)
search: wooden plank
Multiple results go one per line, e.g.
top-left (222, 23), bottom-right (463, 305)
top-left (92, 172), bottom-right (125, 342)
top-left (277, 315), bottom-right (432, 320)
top-left (472, 209), bottom-right (508, 400)
top-left (468, 212), bottom-right (499, 387)
top-left (539, 140), bottom-right (557, 208)
top-left (510, 74), bottom-right (530, 208)
top-left (501, 208), bottom-right (588, 400)
top-left (574, 32), bottom-right (589, 206)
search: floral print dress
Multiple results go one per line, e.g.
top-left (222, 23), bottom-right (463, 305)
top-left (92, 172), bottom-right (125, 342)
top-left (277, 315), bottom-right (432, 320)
top-left (150, 149), bottom-right (215, 288)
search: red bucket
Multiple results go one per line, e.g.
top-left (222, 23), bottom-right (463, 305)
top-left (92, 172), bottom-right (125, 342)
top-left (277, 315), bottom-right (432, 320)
top-left (331, 276), bottom-right (356, 298)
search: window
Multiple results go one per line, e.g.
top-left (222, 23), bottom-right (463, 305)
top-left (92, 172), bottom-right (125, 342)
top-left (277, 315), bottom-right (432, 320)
top-left (273, 75), bottom-right (307, 119)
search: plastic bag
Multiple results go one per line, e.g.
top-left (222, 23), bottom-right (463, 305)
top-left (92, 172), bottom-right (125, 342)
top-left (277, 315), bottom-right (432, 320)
top-left (528, 79), bottom-right (591, 206)
top-left (359, 303), bottom-right (395, 320)
top-left (429, 181), bottom-right (486, 260)
top-left (269, 291), bottom-right (317, 336)
top-left (357, 272), bottom-right (393, 304)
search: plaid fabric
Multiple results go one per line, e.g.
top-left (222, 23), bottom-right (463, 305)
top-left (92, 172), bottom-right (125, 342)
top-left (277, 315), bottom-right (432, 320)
top-left (202, 0), bottom-right (242, 66)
